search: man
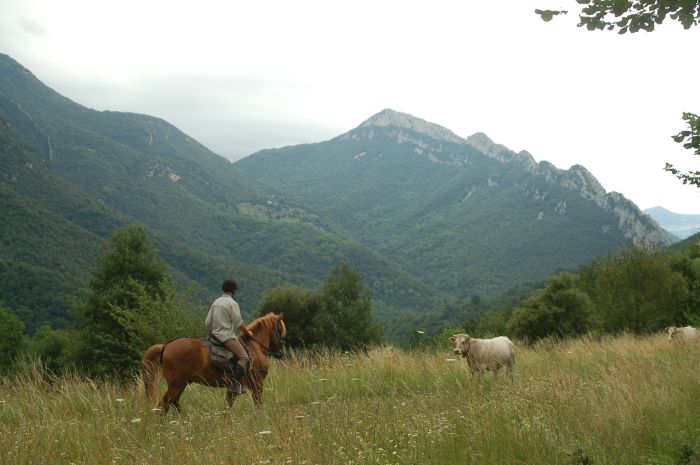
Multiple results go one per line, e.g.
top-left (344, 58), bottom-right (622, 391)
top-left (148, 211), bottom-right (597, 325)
top-left (205, 279), bottom-right (253, 393)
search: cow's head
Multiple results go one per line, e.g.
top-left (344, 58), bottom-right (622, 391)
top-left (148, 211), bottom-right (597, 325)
top-left (667, 326), bottom-right (678, 341)
top-left (449, 334), bottom-right (471, 356)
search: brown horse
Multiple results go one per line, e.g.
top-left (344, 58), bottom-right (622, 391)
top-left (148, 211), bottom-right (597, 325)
top-left (141, 312), bottom-right (285, 413)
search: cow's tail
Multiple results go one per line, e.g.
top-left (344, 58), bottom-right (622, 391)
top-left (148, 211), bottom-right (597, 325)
top-left (508, 339), bottom-right (516, 381)
top-left (141, 343), bottom-right (164, 406)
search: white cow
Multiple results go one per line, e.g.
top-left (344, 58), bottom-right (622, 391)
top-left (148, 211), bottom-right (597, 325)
top-left (667, 326), bottom-right (698, 344)
top-left (449, 334), bottom-right (516, 380)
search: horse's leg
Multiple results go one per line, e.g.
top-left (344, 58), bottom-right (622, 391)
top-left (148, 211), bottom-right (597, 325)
top-left (162, 382), bottom-right (187, 414)
top-left (225, 389), bottom-right (238, 409)
top-left (250, 382), bottom-right (263, 407)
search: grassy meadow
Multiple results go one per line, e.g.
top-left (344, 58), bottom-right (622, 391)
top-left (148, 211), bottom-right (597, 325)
top-left (1, 334), bottom-right (699, 465)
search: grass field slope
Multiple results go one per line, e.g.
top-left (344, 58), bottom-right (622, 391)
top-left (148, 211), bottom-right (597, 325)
top-left (1, 334), bottom-right (698, 465)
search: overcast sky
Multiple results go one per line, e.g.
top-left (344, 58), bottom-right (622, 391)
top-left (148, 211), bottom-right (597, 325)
top-left (1, 0), bottom-right (699, 213)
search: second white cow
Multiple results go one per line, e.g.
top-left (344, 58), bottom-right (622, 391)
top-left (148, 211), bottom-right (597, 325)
top-left (667, 326), bottom-right (698, 344)
top-left (449, 334), bottom-right (516, 380)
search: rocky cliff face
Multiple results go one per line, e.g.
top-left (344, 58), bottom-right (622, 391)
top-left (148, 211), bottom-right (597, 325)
top-left (357, 109), bottom-right (671, 248)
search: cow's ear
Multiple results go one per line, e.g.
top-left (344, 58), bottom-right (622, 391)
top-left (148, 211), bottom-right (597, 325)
top-left (449, 335), bottom-right (456, 342)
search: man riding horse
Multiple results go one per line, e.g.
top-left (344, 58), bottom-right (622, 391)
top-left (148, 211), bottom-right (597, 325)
top-left (204, 279), bottom-right (254, 394)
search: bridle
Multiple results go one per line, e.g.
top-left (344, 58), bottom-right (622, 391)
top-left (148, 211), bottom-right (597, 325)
top-left (246, 319), bottom-right (285, 358)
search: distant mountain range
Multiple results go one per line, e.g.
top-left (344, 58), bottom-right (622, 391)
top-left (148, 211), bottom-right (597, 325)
top-left (0, 53), bottom-right (673, 339)
top-left (644, 207), bottom-right (700, 240)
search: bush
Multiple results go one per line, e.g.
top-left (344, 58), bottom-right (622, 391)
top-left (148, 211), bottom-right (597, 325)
top-left (0, 305), bottom-right (25, 373)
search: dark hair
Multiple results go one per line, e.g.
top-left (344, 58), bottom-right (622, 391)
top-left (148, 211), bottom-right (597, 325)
top-left (222, 279), bottom-right (238, 293)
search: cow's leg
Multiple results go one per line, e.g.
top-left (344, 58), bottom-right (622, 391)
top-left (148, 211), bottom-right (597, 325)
top-left (506, 361), bottom-right (515, 381)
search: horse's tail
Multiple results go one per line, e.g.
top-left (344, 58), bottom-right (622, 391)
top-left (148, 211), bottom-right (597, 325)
top-left (141, 343), bottom-right (164, 406)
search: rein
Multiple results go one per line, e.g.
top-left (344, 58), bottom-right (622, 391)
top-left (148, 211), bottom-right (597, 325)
top-left (244, 321), bottom-right (282, 354)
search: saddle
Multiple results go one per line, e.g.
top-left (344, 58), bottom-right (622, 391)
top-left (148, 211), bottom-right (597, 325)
top-left (205, 336), bottom-right (251, 372)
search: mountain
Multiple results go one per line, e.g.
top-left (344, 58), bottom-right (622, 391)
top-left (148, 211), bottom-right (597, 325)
top-left (0, 54), bottom-right (444, 335)
top-left (0, 53), bottom-right (675, 340)
top-left (236, 109), bottom-right (672, 299)
top-left (644, 207), bottom-right (700, 240)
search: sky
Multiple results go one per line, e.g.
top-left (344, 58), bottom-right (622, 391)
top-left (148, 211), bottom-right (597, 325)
top-left (1, 0), bottom-right (699, 214)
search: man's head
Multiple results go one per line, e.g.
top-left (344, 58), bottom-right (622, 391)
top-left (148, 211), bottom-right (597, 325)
top-left (222, 279), bottom-right (238, 294)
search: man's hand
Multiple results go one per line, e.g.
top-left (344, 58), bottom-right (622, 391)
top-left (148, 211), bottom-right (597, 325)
top-left (239, 323), bottom-right (253, 339)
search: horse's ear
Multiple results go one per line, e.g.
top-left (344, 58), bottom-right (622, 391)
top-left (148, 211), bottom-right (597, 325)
top-left (277, 312), bottom-right (284, 319)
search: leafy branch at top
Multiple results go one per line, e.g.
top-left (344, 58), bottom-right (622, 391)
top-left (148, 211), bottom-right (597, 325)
top-left (665, 112), bottom-right (700, 188)
top-left (535, 0), bottom-right (700, 33)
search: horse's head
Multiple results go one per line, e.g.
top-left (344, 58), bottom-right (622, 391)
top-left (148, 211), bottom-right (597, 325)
top-left (248, 312), bottom-right (286, 358)
top-left (269, 312), bottom-right (286, 359)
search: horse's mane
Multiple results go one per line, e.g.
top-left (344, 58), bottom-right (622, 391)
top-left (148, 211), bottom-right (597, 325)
top-left (246, 312), bottom-right (286, 336)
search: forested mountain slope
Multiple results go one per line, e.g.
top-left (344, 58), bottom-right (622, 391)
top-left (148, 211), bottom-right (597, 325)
top-left (236, 109), bottom-right (672, 299)
top-left (0, 54), bottom-right (443, 332)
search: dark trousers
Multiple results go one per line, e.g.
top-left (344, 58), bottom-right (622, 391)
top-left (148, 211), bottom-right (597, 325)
top-left (223, 338), bottom-right (250, 369)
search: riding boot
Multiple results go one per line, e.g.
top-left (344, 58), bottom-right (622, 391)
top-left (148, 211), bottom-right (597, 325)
top-left (229, 362), bottom-right (247, 395)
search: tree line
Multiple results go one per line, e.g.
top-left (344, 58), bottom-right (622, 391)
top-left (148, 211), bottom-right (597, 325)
top-left (409, 239), bottom-right (700, 349)
top-left (1, 223), bottom-right (698, 378)
top-left (0, 225), bottom-right (383, 378)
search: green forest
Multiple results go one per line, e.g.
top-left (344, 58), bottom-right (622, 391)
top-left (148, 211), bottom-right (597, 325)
top-left (1, 222), bottom-right (698, 379)
top-left (407, 233), bottom-right (700, 349)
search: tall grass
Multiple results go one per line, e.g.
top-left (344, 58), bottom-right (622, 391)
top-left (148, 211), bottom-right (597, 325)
top-left (1, 334), bottom-right (699, 465)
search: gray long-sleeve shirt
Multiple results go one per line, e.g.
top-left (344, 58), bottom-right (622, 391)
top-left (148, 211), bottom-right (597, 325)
top-left (205, 294), bottom-right (244, 342)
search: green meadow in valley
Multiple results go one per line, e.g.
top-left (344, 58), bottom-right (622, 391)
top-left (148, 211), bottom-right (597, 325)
top-left (1, 334), bottom-right (699, 465)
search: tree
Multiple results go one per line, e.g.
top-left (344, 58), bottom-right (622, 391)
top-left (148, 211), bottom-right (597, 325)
top-left (73, 225), bottom-right (172, 379)
top-left (255, 264), bottom-right (383, 350)
top-left (0, 305), bottom-right (25, 374)
top-left (580, 247), bottom-right (688, 333)
top-left (669, 240), bottom-right (700, 324)
top-left (665, 112), bottom-right (700, 187)
top-left (536, 1), bottom-right (700, 33)
top-left (537, 1), bottom-right (700, 188)
top-left (28, 325), bottom-right (76, 374)
top-left (507, 272), bottom-right (594, 340)
top-left (322, 262), bottom-right (383, 350)
top-left (256, 285), bottom-right (326, 348)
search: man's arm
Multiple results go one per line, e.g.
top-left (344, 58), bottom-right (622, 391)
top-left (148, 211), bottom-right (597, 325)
top-left (239, 322), bottom-right (254, 338)
top-left (229, 301), bottom-right (253, 338)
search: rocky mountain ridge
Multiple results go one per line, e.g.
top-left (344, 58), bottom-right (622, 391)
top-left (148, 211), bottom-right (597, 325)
top-left (350, 109), bottom-right (669, 248)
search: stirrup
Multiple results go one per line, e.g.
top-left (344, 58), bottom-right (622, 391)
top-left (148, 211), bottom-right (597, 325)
top-left (228, 380), bottom-right (246, 395)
